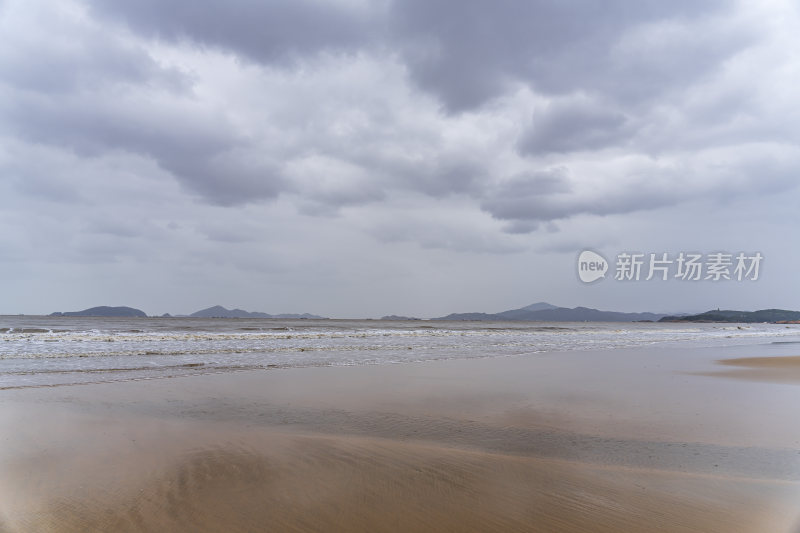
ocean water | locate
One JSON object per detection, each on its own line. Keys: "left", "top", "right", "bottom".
{"left": 2, "top": 316, "right": 800, "bottom": 389}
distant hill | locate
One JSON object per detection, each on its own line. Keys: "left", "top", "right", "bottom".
{"left": 495, "top": 301, "right": 560, "bottom": 320}
{"left": 189, "top": 305, "right": 325, "bottom": 319}
{"left": 50, "top": 306, "right": 147, "bottom": 317}
{"left": 380, "top": 315, "right": 421, "bottom": 320}
{"left": 437, "top": 302, "right": 664, "bottom": 322}
{"left": 659, "top": 309, "right": 800, "bottom": 323}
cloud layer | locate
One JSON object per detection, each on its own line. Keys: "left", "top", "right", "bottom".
{"left": 2, "top": 0, "right": 799, "bottom": 315}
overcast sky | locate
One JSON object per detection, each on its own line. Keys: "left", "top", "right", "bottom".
{"left": 2, "top": 0, "right": 799, "bottom": 317}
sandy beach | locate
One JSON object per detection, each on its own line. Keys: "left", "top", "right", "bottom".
{"left": 701, "top": 355, "right": 800, "bottom": 384}
{"left": 3, "top": 0, "right": 798, "bottom": 529}
{"left": 2, "top": 344, "right": 800, "bottom": 532}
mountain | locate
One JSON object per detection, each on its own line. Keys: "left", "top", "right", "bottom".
{"left": 189, "top": 305, "right": 325, "bottom": 319}
{"left": 515, "top": 306, "right": 664, "bottom": 322}
{"left": 190, "top": 305, "right": 269, "bottom": 318}
{"left": 437, "top": 303, "right": 664, "bottom": 322}
{"left": 436, "top": 312, "right": 500, "bottom": 321}
{"left": 520, "top": 302, "right": 561, "bottom": 312}
{"left": 659, "top": 309, "right": 800, "bottom": 323}
{"left": 50, "top": 306, "right": 147, "bottom": 317}
{"left": 496, "top": 301, "right": 560, "bottom": 320}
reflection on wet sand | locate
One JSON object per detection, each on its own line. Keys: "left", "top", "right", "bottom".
{"left": 702, "top": 355, "right": 800, "bottom": 383}
{"left": 1, "top": 419, "right": 796, "bottom": 533}
{"left": 2, "top": 344, "right": 800, "bottom": 532}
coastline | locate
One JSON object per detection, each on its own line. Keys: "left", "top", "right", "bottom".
{"left": 2, "top": 344, "right": 800, "bottom": 532}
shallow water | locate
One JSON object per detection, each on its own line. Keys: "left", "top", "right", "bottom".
{"left": 2, "top": 316, "right": 799, "bottom": 388}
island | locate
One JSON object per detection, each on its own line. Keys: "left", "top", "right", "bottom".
{"left": 659, "top": 309, "right": 800, "bottom": 323}
{"left": 50, "top": 306, "right": 147, "bottom": 317}
{"left": 436, "top": 302, "right": 666, "bottom": 322}
{"left": 189, "top": 305, "right": 325, "bottom": 319}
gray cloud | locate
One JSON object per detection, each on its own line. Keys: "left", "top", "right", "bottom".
{"left": 85, "top": 0, "right": 742, "bottom": 115}
{"left": 2, "top": 0, "right": 800, "bottom": 316}
{"left": 0, "top": 2, "right": 289, "bottom": 206}
{"left": 480, "top": 150, "right": 800, "bottom": 233}
{"left": 0, "top": 1, "right": 188, "bottom": 95}
{"left": 86, "top": 0, "right": 380, "bottom": 64}
{"left": 1, "top": 0, "right": 761, "bottom": 214}
{"left": 481, "top": 168, "right": 684, "bottom": 228}
{"left": 3, "top": 93, "right": 284, "bottom": 205}
{"left": 481, "top": 168, "right": 586, "bottom": 224}
{"left": 390, "top": 0, "right": 736, "bottom": 112}
{"left": 519, "top": 98, "right": 632, "bottom": 155}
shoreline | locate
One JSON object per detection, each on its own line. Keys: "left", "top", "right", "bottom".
{"left": 2, "top": 344, "right": 800, "bottom": 531}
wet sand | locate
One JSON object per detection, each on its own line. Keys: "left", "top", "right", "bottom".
{"left": 2, "top": 345, "right": 800, "bottom": 532}
{"left": 702, "top": 355, "right": 800, "bottom": 384}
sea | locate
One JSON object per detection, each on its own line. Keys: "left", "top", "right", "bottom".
{"left": 2, "top": 316, "right": 800, "bottom": 390}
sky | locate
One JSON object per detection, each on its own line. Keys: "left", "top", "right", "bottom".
{"left": 2, "top": 0, "right": 799, "bottom": 318}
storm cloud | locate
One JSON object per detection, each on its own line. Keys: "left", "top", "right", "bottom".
{"left": 1, "top": 0, "right": 799, "bottom": 316}
{"left": 390, "top": 0, "right": 738, "bottom": 111}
